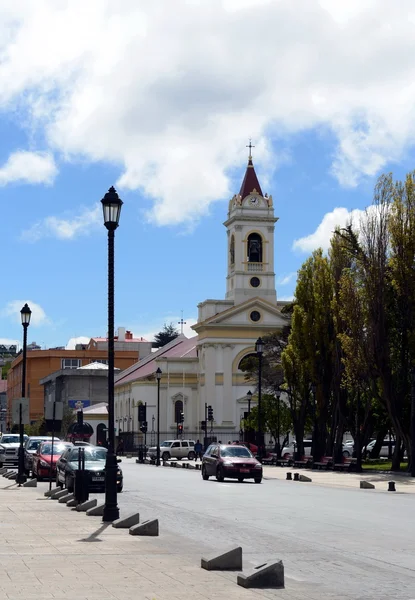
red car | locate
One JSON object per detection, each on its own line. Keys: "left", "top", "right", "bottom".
{"left": 202, "top": 443, "right": 263, "bottom": 483}
{"left": 32, "top": 441, "right": 73, "bottom": 480}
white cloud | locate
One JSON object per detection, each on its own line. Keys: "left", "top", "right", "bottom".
{"left": 0, "top": 151, "right": 57, "bottom": 186}
{"left": 277, "top": 272, "right": 296, "bottom": 286}
{"left": 292, "top": 206, "right": 376, "bottom": 253}
{"left": 66, "top": 336, "right": 91, "bottom": 350}
{"left": 138, "top": 317, "right": 198, "bottom": 342}
{"left": 2, "top": 300, "right": 50, "bottom": 327}
{"left": 1, "top": 2, "right": 415, "bottom": 223}
{"left": 21, "top": 203, "right": 101, "bottom": 241}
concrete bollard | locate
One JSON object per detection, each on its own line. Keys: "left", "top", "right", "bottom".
{"left": 286, "top": 472, "right": 292, "bottom": 480}
{"left": 360, "top": 481, "right": 375, "bottom": 489}
{"left": 299, "top": 474, "right": 312, "bottom": 482}
{"left": 388, "top": 481, "right": 396, "bottom": 492}
{"left": 23, "top": 478, "right": 37, "bottom": 488}
{"left": 86, "top": 503, "right": 104, "bottom": 516}
{"left": 76, "top": 499, "right": 97, "bottom": 512}
{"left": 293, "top": 473, "right": 299, "bottom": 481}
{"left": 237, "top": 559, "right": 284, "bottom": 589}
{"left": 59, "top": 493, "right": 74, "bottom": 504}
{"left": 201, "top": 547, "right": 242, "bottom": 571}
{"left": 129, "top": 519, "right": 159, "bottom": 536}
{"left": 112, "top": 512, "right": 140, "bottom": 529}
{"left": 51, "top": 488, "right": 69, "bottom": 500}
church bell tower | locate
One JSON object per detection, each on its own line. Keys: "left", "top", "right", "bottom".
{"left": 224, "top": 146, "right": 278, "bottom": 305}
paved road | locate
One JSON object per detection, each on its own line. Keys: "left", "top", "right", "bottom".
{"left": 111, "top": 460, "right": 415, "bottom": 599}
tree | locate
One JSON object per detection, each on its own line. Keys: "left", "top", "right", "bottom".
{"left": 243, "top": 394, "right": 292, "bottom": 454}
{"left": 153, "top": 323, "right": 179, "bottom": 348}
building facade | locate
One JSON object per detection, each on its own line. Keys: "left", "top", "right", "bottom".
{"left": 114, "top": 153, "right": 289, "bottom": 439}
{"left": 7, "top": 329, "right": 151, "bottom": 424}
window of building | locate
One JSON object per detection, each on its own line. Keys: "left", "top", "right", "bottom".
{"left": 61, "top": 359, "right": 81, "bottom": 370}
{"left": 247, "top": 233, "right": 262, "bottom": 263}
{"left": 94, "top": 359, "right": 108, "bottom": 365}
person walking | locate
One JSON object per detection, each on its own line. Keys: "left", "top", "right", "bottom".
{"left": 116, "top": 438, "right": 124, "bottom": 456}
{"left": 194, "top": 439, "right": 203, "bottom": 460}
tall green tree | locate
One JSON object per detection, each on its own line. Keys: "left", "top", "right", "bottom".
{"left": 153, "top": 323, "right": 179, "bottom": 348}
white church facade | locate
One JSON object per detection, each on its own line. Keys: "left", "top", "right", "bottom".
{"left": 114, "top": 152, "right": 289, "bottom": 439}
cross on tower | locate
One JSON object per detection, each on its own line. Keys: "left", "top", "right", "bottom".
{"left": 178, "top": 311, "right": 187, "bottom": 335}
{"left": 246, "top": 139, "right": 255, "bottom": 159}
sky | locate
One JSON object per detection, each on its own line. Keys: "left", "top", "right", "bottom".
{"left": 1, "top": 0, "right": 415, "bottom": 349}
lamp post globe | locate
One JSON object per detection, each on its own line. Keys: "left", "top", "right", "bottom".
{"left": 102, "top": 186, "right": 122, "bottom": 523}
{"left": 156, "top": 368, "right": 162, "bottom": 466}
{"left": 255, "top": 337, "right": 264, "bottom": 460}
{"left": 17, "top": 303, "right": 31, "bottom": 485}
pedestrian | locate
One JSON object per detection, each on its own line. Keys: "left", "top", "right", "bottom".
{"left": 194, "top": 439, "right": 203, "bottom": 460}
{"left": 218, "top": 440, "right": 222, "bottom": 444}
{"left": 116, "top": 438, "right": 124, "bottom": 456}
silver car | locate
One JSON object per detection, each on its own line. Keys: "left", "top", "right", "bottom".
{"left": 148, "top": 439, "right": 196, "bottom": 461}
{"left": 0, "top": 433, "right": 29, "bottom": 466}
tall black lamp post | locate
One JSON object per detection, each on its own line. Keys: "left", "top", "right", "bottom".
{"left": 156, "top": 367, "right": 162, "bottom": 466}
{"left": 102, "top": 186, "right": 123, "bottom": 523}
{"left": 276, "top": 389, "right": 281, "bottom": 458}
{"left": 17, "top": 303, "right": 31, "bottom": 485}
{"left": 255, "top": 337, "right": 264, "bottom": 459}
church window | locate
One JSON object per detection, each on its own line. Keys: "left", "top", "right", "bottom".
{"left": 250, "top": 276, "right": 260, "bottom": 288}
{"left": 174, "top": 399, "right": 183, "bottom": 423}
{"left": 230, "top": 235, "right": 235, "bottom": 265}
{"left": 247, "top": 233, "right": 262, "bottom": 263}
{"left": 250, "top": 310, "right": 261, "bottom": 322}
{"left": 238, "top": 353, "right": 257, "bottom": 371}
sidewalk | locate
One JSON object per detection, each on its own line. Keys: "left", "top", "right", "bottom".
{"left": 262, "top": 465, "right": 415, "bottom": 493}
{"left": 0, "top": 478, "right": 313, "bottom": 600}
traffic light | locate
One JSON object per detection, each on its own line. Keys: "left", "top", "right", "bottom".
{"left": 208, "top": 405, "right": 213, "bottom": 421}
{"left": 178, "top": 424, "right": 183, "bottom": 434}
{"left": 138, "top": 404, "right": 146, "bottom": 422}
{"left": 180, "top": 411, "right": 184, "bottom": 423}
{"left": 140, "top": 421, "right": 148, "bottom": 434}
{"left": 200, "top": 420, "right": 207, "bottom": 432}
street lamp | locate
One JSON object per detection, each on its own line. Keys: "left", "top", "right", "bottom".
{"left": 276, "top": 389, "right": 281, "bottom": 458}
{"left": 156, "top": 368, "right": 162, "bottom": 466}
{"left": 101, "top": 186, "right": 123, "bottom": 523}
{"left": 247, "top": 390, "right": 252, "bottom": 416}
{"left": 255, "top": 337, "right": 264, "bottom": 460}
{"left": 17, "top": 303, "right": 31, "bottom": 485}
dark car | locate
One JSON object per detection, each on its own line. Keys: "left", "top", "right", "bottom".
{"left": 202, "top": 443, "right": 263, "bottom": 483}
{"left": 56, "top": 445, "right": 123, "bottom": 493}
{"left": 32, "top": 441, "right": 73, "bottom": 480}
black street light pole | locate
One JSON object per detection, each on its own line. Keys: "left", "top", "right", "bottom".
{"left": 311, "top": 383, "right": 317, "bottom": 461}
{"left": 255, "top": 337, "right": 264, "bottom": 460}
{"left": 276, "top": 389, "right": 281, "bottom": 458}
{"left": 17, "top": 303, "right": 31, "bottom": 486}
{"left": 156, "top": 368, "right": 162, "bottom": 466}
{"left": 411, "top": 366, "right": 415, "bottom": 478}
{"left": 247, "top": 390, "right": 252, "bottom": 416}
{"left": 102, "top": 186, "right": 123, "bottom": 523}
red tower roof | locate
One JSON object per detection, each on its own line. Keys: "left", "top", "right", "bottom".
{"left": 239, "top": 156, "right": 263, "bottom": 199}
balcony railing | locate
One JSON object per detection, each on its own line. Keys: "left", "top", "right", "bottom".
{"left": 246, "top": 262, "right": 264, "bottom": 272}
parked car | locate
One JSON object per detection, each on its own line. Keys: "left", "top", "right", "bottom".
{"left": 281, "top": 440, "right": 313, "bottom": 458}
{"left": 24, "top": 436, "right": 60, "bottom": 475}
{"left": 0, "top": 433, "right": 29, "bottom": 467}
{"left": 364, "top": 439, "right": 396, "bottom": 458}
{"left": 56, "top": 445, "right": 123, "bottom": 493}
{"left": 32, "top": 441, "right": 73, "bottom": 480}
{"left": 148, "top": 439, "right": 196, "bottom": 461}
{"left": 202, "top": 443, "right": 263, "bottom": 483}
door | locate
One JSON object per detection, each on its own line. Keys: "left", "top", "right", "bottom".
{"left": 206, "top": 445, "right": 218, "bottom": 475}
{"left": 181, "top": 441, "right": 189, "bottom": 458}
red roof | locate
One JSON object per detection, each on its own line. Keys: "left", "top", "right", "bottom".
{"left": 239, "top": 157, "right": 263, "bottom": 199}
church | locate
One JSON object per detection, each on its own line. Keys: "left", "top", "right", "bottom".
{"left": 114, "top": 150, "right": 289, "bottom": 440}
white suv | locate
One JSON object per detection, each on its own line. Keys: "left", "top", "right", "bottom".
{"left": 0, "top": 433, "right": 29, "bottom": 466}
{"left": 148, "top": 440, "right": 196, "bottom": 461}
